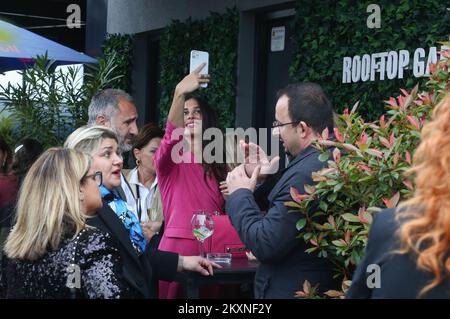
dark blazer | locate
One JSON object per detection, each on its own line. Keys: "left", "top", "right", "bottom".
{"left": 226, "top": 146, "right": 338, "bottom": 299}
{"left": 88, "top": 200, "right": 178, "bottom": 299}
{"left": 346, "top": 208, "right": 450, "bottom": 299}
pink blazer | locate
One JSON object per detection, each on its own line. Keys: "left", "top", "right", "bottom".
{"left": 155, "top": 120, "right": 225, "bottom": 256}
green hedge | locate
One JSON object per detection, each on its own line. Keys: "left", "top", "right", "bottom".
{"left": 290, "top": 0, "right": 450, "bottom": 120}
{"left": 158, "top": 8, "right": 239, "bottom": 129}
{"left": 103, "top": 33, "right": 134, "bottom": 92}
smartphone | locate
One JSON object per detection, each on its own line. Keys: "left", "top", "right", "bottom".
{"left": 190, "top": 50, "right": 209, "bottom": 88}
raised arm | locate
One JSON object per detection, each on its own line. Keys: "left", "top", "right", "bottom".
{"left": 168, "top": 63, "right": 209, "bottom": 128}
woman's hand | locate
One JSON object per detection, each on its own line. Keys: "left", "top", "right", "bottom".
{"left": 175, "top": 63, "right": 210, "bottom": 96}
{"left": 140, "top": 221, "right": 162, "bottom": 242}
{"left": 179, "top": 256, "right": 222, "bottom": 276}
{"left": 246, "top": 251, "right": 258, "bottom": 261}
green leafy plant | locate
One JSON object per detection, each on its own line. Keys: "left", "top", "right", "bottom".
{"left": 159, "top": 8, "right": 238, "bottom": 129}
{"left": 0, "top": 115, "right": 15, "bottom": 146}
{"left": 292, "top": 43, "right": 449, "bottom": 298}
{"left": 0, "top": 52, "right": 124, "bottom": 148}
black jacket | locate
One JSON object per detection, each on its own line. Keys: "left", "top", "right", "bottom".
{"left": 226, "top": 146, "right": 338, "bottom": 299}
{"left": 347, "top": 208, "right": 450, "bottom": 299}
{"left": 1, "top": 228, "right": 138, "bottom": 299}
{"left": 88, "top": 201, "right": 178, "bottom": 298}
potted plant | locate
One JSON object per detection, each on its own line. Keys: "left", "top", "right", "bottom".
{"left": 291, "top": 42, "right": 450, "bottom": 298}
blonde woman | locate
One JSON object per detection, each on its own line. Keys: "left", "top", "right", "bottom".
{"left": 347, "top": 93, "right": 450, "bottom": 298}
{"left": 0, "top": 148, "right": 137, "bottom": 298}
{"left": 219, "top": 132, "right": 244, "bottom": 200}
{"left": 64, "top": 125, "right": 220, "bottom": 299}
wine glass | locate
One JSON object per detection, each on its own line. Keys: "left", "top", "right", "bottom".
{"left": 191, "top": 211, "right": 215, "bottom": 257}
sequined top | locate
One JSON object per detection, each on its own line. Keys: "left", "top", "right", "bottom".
{"left": 0, "top": 227, "right": 140, "bottom": 299}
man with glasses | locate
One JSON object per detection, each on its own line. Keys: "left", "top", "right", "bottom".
{"left": 225, "top": 82, "right": 338, "bottom": 299}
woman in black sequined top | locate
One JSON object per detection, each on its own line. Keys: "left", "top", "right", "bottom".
{"left": 0, "top": 148, "right": 139, "bottom": 298}
{"left": 64, "top": 125, "right": 221, "bottom": 298}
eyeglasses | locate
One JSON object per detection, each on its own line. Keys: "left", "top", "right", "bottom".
{"left": 83, "top": 171, "right": 102, "bottom": 186}
{"left": 272, "top": 120, "right": 300, "bottom": 128}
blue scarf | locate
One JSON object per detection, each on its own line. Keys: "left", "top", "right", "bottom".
{"left": 100, "top": 185, "right": 147, "bottom": 255}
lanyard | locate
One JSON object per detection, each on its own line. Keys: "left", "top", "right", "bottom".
{"left": 136, "top": 185, "right": 142, "bottom": 222}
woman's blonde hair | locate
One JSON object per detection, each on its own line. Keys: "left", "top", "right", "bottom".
{"left": 398, "top": 92, "right": 450, "bottom": 295}
{"left": 4, "top": 148, "right": 91, "bottom": 261}
{"left": 64, "top": 125, "right": 118, "bottom": 156}
{"left": 224, "top": 132, "right": 244, "bottom": 170}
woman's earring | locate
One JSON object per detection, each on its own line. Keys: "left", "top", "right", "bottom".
{"left": 136, "top": 159, "right": 141, "bottom": 167}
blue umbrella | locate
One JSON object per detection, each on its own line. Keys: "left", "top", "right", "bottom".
{"left": 0, "top": 19, "right": 96, "bottom": 72}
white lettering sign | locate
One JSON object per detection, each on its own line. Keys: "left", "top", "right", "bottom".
{"left": 342, "top": 46, "right": 448, "bottom": 83}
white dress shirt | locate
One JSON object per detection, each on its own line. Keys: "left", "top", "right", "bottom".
{"left": 123, "top": 168, "right": 158, "bottom": 223}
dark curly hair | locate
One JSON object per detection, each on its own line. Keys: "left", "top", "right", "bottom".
{"left": 12, "top": 138, "right": 44, "bottom": 178}
{"left": 185, "top": 94, "right": 228, "bottom": 183}
{"left": 0, "top": 138, "right": 13, "bottom": 175}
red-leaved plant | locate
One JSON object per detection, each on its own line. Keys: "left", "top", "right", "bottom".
{"left": 290, "top": 41, "right": 450, "bottom": 298}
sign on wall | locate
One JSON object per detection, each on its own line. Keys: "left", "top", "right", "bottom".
{"left": 271, "top": 26, "right": 285, "bottom": 52}
{"left": 342, "top": 46, "right": 449, "bottom": 84}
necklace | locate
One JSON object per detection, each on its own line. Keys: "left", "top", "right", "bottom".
{"left": 66, "top": 228, "right": 87, "bottom": 291}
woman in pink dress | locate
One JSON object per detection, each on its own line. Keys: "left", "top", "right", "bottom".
{"left": 156, "top": 64, "right": 227, "bottom": 298}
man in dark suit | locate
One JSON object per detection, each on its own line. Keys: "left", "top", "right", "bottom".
{"left": 225, "top": 82, "right": 338, "bottom": 299}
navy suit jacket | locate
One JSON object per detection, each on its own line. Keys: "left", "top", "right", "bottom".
{"left": 88, "top": 201, "right": 178, "bottom": 299}
{"left": 347, "top": 208, "right": 450, "bottom": 298}
{"left": 226, "top": 146, "right": 338, "bottom": 299}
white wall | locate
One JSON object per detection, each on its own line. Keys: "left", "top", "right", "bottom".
{"left": 107, "top": 0, "right": 292, "bottom": 34}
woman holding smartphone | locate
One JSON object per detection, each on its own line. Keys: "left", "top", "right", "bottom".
{"left": 156, "top": 64, "right": 228, "bottom": 298}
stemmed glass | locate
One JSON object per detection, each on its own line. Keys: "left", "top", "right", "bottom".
{"left": 191, "top": 211, "right": 215, "bottom": 257}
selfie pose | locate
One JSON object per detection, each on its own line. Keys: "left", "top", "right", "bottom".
{"left": 1, "top": 148, "right": 136, "bottom": 299}
{"left": 156, "top": 63, "right": 228, "bottom": 298}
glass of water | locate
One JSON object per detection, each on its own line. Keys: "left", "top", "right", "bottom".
{"left": 191, "top": 211, "right": 214, "bottom": 257}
